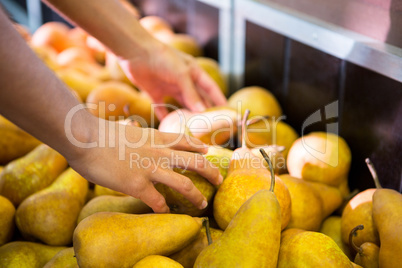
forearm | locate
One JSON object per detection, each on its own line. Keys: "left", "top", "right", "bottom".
{"left": 43, "top": 0, "right": 163, "bottom": 59}
{"left": 0, "top": 10, "right": 96, "bottom": 159}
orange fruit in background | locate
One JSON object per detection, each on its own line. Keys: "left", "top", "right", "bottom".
{"left": 56, "top": 47, "right": 95, "bottom": 67}
{"left": 140, "top": 15, "right": 174, "bottom": 35}
{"left": 31, "top": 22, "right": 73, "bottom": 53}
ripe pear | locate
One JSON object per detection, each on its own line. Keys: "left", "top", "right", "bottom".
{"left": 228, "top": 86, "right": 282, "bottom": 118}
{"left": 341, "top": 158, "right": 382, "bottom": 247}
{"left": 94, "top": 184, "right": 126, "bottom": 197}
{"left": 251, "top": 145, "right": 287, "bottom": 174}
{"left": 56, "top": 68, "right": 101, "bottom": 100}
{"left": 16, "top": 168, "right": 88, "bottom": 246}
{"left": 196, "top": 57, "right": 228, "bottom": 96}
{"left": 280, "top": 174, "right": 324, "bottom": 231}
{"left": 0, "top": 241, "right": 66, "bottom": 268}
{"left": 309, "top": 180, "right": 344, "bottom": 218}
{"left": 195, "top": 157, "right": 282, "bottom": 268}
{"left": 287, "top": 132, "right": 351, "bottom": 187}
{"left": 43, "top": 247, "right": 78, "bottom": 268}
{"left": 205, "top": 146, "right": 233, "bottom": 180}
{"left": 77, "top": 195, "right": 152, "bottom": 223}
{"left": 0, "top": 115, "right": 41, "bottom": 164}
{"left": 372, "top": 188, "right": 402, "bottom": 268}
{"left": 170, "top": 226, "right": 223, "bottom": 268}
{"left": 133, "top": 255, "right": 183, "bottom": 268}
{"left": 246, "top": 118, "right": 298, "bottom": 158}
{"left": 160, "top": 34, "right": 202, "bottom": 57}
{"left": 73, "top": 212, "right": 203, "bottom": 267}
{"left": 0, "top": 144, "right": 68, "bottom": 206}
{"left": 349, "top": 225, "right": 379, "bottom": 268}
{"left": 0, "top": 195, "right": 15, "bottom": 246}
{"left": 155, "top": 168, "right": 216, "bottom": 216}
{"left": 278, "top": 229, "right": 352, "bottom": 267}
{"left": 320, "top": 216, "right": 352, "bottom": 259}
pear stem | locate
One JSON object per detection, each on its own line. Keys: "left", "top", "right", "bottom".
{"left": 365, "top": 158, "right": 382, "bottom": 189}
{"left": 241, "top": 110, "right": 250, "bottom": 149}
{"left": 202, "top": 217, "right": 212, "bottom": 245}
{"left": 349, "top": 225, "right": 364, "bottom": 255}
{"left": 260, "top": 148, "right": 275, "bottom": 192}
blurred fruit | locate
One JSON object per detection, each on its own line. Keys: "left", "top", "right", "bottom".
{"left": 372, "top": 188, "right": 402, "bottom": 268}
{"left": 155, "top": 169, "right": 215, "bottom": 216}
{"left": 67, "top": 27, "right": 88, "bottom": 48}
{"left": 287, "top": 132, "right": 351, "bottom": 187}
{"left": 0, "top": 195, "right": 15, "bottom": 246}
{"left": 196, "top": 57, "right": 227, "bottom": 96}
{"left": 349, "top": 225, "right": 379, "bottom": 268}
{"left": 133, "top": 255, "right": 183, "bottom": 268}
{"left": 78, "top": 195, "right": 151, "bottom": 223}
{"left": 0, "top": 144, "right": 67, "bottom": 206}
{"left": 43, "top": 247, "right": 77, "bottom": 268}
{"left": 56, "top": 68, "right": 101, "bottom": 101}
{"left": 31, "top": 21, "right": 72, "bottom": 53}
{"left": 73, "top": 212, "right": 203, "bottom": 267}
{"left": 320, "top": 216, "right": 352, "bottom": 259}
{"left": 30, "top": 44, "right": 59, "bottom": 71}
{"left": 195, "top": 188, "right": 281, "bottom": 267}
{"left": 0, "top": 115, "right": 41, "bottom": 164}
{"left": 280, "top": 174, "right": 324, "bottom": 231}
{"left": 56, "top": 46, "right": 95, "bottom": 67}
{"left": 228, "top": 86, "right": 282, "bottom": 118}
{"left": 16, "top": 168, "right": 88, "bottom": 246}
{"left": 105, "top": 52, "right": 132, "bottom": 84}
{"left": 278, "top": 229, "right": 352, "bottom": 267}
{"left": 94, "top": 184, "right": 126, "bottom": 197}
{"left": 170, "top": 226, "right": 223, "bottom": 268}
{"left": 159, "top": 34, "right": 202, "bottom": 57}
{"left": 0, "top": 241, "right": 66, "bottom": 267}
{"left": 140, "top": 16, "right": 173, "bottom": 36}
{"left": 86, "top": 35, "right": 106, "bottom": 64}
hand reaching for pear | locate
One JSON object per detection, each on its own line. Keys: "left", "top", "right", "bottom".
{"left": 118, "top": 42, "right": 227, "bottom": 119}
{"left": 66, "top": 119, "right": 223, "bottom": 213}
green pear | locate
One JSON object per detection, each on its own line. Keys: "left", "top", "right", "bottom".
{"left": 0, "top": 195, "right": 15, "bottom": 246}
{"left": 0, "top": 144, "right": 68, "bottom": 206}
{"left": 0, "top": 115, "right": 41, "bottom": 165}
{"left": 133, "top": 255, "right": 183, "bottom": 268}
{"left": 0, "top": 241, "right": 65, "bottom": 268}
{"left": 195, "top": 151, "right": 281, "bottom": 267}
{"left": 16, "top": 168, "right": 88, "bottom": 246}
{"left": 280, "top": 174, "right": 324, "bottom": 231}
{"left": 195, "top": 189, "right": 281, "bottom": 267}
{"left": 372, "top": 188, "right": 402, "bottom": 268}
{"left": 169, "top": 226, "right": 223, "bottom": 268}
{"left": 320, "top": 216, "right": 352, "bottom": 259}
{"left": 43, "top": 247, "right": 78, "bottom": 268}
{"left": 349, "top": 225, "right": 379, "bottom": 268}
{"left": 278, "top": 229, "right": 352, "bottom": 267}
{"left": 73, "top": 212, "right": 203, "bottom": 267}
{"left": 77, "top": 195, "right": 152, "bottom": 223}
{"left": 205, "top": 146, "right": 233, "bottom": 180}
{"left": 155, "top": 168, "right": 215, "bottom": 216}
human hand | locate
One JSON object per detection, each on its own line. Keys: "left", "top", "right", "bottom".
{"left": 67, "top": 119, "right": 223, "bottom": 213}
{"left": 118, "top": 42, "right": 227, "bottom": 119}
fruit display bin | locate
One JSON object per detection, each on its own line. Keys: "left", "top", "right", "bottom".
{"left": 128, "top": 0, "right": 402, "bottom": 193}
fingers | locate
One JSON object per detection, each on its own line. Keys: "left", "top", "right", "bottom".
{"left": 171, "top": 150, "right": 223, "bottom": 186}
{"left": 192, "top": 65, "right": 227, "bottom": 106}
{"left": 179, "top": 76, "right": 207, "bottom": 113}
{"left": 154, "top": 104, "right": 169, "bottom": 120}
{"left": 152, "top": 168, "right": 208, "bottom": 210}
{"left": 162, "top": 132, "right": 208, "bottom": 154}
{"left": 136, "top": 181, "right": 170, "bottom": 213}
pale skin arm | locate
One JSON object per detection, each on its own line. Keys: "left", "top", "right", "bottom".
{"left": 0, "top": 7, "right": 222, "bottom": 213}
{"left": 44, "top": 0, "right": 227, "bottom": 118}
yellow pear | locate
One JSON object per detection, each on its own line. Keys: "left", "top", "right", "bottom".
{"left": 0, "top": 241, "right": 66, "bottom": 268}
{"left": 160, "top": 34, "right": 202, "bottom": 57}
{"left": 16, "top": 168, "right": 88, "bottom": 246}
{"left": 169, "top": 227, "right": 223, "bottom": 268}
{"left": 133, "top": 255, "right": 183, "bottom": 268}
{"left": 0, "top": 115, "right": 41, "bottom": 164}
{"left": 309, "top": 181, "right": 344, "bottom": 218}
{"left": 251, "top": 145, "right": 287, "bottom": 174}
{"left": 77, "top": 195, "right": 151, "bottom": 223}
{"left": 320, "top": 216, "right": 352, "bottom": 259}
{"left": 287, "top": 132, "right": 351, "bottom": 187}
{"left": 0, "top": 195, "right": 15, "bottom": 246}
{"left": 0, "top": 144, "right": 68, "bottom": 206}
{"left": 43, "top": 247, "right": 78, "bottom": 268}
{"left": 56, "top": 68, "right": 101, "bottom": 101}
{"left": 205, "top": 146, "right": 233, "bottom": 180}
{"left": 73, "top": 212, "right": 203, "bottom": 267}
{"left": 228, "top": 86, "right": 282, "bottom": 118}
{"left": 278, "top": 229, "right": 352, "bottom": 267}
{"left": 349, "top": 225, "right": 379, "bottom": 268}
{"left": 94, "top": 184, "right": 126, "bottom": 197}
{"left": 280, "top": 174, "right": 324, "bottom": 231}
{"left": 195, "top": 155, "right": 281, "bottom": 268}
{"left": 195, "top": 57, "right": 228, "bottom": 96}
